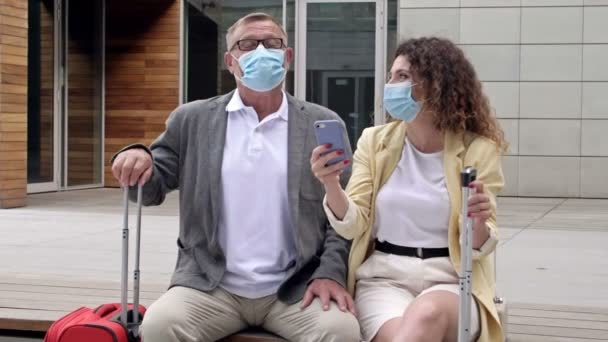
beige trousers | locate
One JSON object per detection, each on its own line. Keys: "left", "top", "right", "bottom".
{"left": 140, "top": 286, "right": 360, "bottom": 342}
{"left": 355, "top": 252, "right": 480, "bottom": 342}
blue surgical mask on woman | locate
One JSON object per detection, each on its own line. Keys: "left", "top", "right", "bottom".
{"left": 233, "top": 45, "right": 286, "bottom": 92}
{"left": 383, "top": 81, "right": 422, "bottom": 122}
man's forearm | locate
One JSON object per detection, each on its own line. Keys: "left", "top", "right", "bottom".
{"left": 310, "top": 227, "right": 350, "bottom": 287}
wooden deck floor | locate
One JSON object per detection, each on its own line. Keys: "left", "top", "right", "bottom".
{"left": 2, "top": 272, "right": 608, "bottom": 341}
{"left": 1, "top": 190, "right": 607, "bottom": 341}
{"left": 2, "top": 271, "right": 607, "bottom": 341}
{"left": 507, "top": 303, "right": 608, "bottom": 341}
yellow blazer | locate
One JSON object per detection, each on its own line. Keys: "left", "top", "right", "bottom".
{"left": 331, "top": 121, "right": 504, "bottom": 342}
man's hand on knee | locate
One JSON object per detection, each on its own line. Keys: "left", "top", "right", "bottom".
{"left": 300, "top": 279, "right": 356, "bottom": 315}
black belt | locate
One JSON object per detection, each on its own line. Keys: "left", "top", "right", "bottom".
{"left": 374, "top": 239, "right": 450, "bottom": 259}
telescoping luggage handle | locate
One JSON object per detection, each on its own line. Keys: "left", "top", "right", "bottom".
{"left": 121, "top": 185, "right": 143, "bottom": 337}
{"left": 458, "top": 166, "right": 476, "bottom": 342}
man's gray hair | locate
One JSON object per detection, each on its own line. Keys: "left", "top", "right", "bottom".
{"left": 226, "top": 12, "right": 288, "bottom": 51}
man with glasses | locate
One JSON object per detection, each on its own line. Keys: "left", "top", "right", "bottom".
{"left": 111, "top": 12, "right": 359, "bottom": 342}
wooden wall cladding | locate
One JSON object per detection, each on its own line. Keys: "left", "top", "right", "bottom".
{"left": 0, "top": 0, "right": 28, "bottom": 208}
{"left": 105, "top": 0, "right": 180, "bottom": 187}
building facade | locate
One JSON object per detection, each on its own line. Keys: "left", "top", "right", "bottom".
{"left": 0, "top": 0, "right": 606, "bottom": 208}
{"left": 399, "top": 0, "right": 608, "bottom": 198}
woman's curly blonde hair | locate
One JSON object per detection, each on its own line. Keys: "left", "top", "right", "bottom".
{"left": 395, "top": 37, "right": 508, "bottom": 151}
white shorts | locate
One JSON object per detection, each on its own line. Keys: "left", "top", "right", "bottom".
{"left": 355, "top": 251, "right": 480, "bottom": 342}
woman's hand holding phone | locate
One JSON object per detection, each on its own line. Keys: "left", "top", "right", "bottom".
{"left": 310, "top": 144, "right": 350, "bottom": 188}
{"left": 310, "top": 144, "right": 350, "bottom": 220}
{"left": 311, "top": 119, "right": 351, "bottom": 219}
{"left": 311, "top": 119, "right": 350, "bottom": 188}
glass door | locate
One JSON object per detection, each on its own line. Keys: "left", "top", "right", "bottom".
{"left": 63, "top": 0, "right": 104, "bottom": 187}
{"left": 295, "top": 0, "right": 387, "bottom": 149}
{"left": 27, "top": 0, "right": 58, "bottom": 193}
{"left": 322, "top": 71, "right": 375, "bottom": 148}
{"left": 27, "top": 0, "right": 104, "bottom": 192}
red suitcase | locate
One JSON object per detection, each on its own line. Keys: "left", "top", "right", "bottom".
{"left": 45, "top": 186, "right": 147, "bottom": 342}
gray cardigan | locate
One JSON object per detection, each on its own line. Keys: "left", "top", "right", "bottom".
{"left": 116, "top": 91, "right": 352, "bottom": 304}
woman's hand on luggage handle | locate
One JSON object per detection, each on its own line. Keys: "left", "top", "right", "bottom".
{"left": 112, "top": 148, "right": 153, "bottom": 187}
{"left": 468, "top": 181, "right": 492, "bottom": 248}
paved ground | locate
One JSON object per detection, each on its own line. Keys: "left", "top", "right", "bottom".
{"left": 1, "top": 189, "right": 607, "bottom": 341}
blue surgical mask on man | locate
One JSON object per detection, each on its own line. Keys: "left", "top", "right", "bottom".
{"left": 383, "top": 81, "right": 422, "bottom": 122}
{"left": 232, "top": 45, "right": 286, "bottom": 92}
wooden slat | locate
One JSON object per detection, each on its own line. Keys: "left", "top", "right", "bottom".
{"left": 0, "top": 161, "right": 24, "bottom": 171}
{"left": 0, "top": 188, "right": 25, "bottom": 200}
{"left": 0, "top": 141, "right": 25, "bottom": 151}
{"left": 0, "top": 179, "right": 26, "bottom": 189}
{"left": 144, "top": 29, "right": 179, "bottom": 39}
{"left": 511, "top": 308, "right": 608, "bottom": 322}
{"left": 0, "top": 5, "right": 27, "bottom": 19}
{"left": 0, "top": 274, "right": 169, "bottom": 295}
{"left": 145, "top": 45, "right": 180, "bottom": 53}
{"left": 144, "top": 74, "right": 179, "bottom": 82}
{"left": 106, "top": 88, "right": 177, "bottom": 96}
{"left": 0, "top": 196, "right": 25, "bottom": 207}
{"left": 0, "top": 284, "right": 163, "bottom": 299}
{"left": 0, "top": 310, "right": 56, "bottom": 332}
{"left": 0, "top": 0, "right": 28, "bottom": 9}
{"left": 0, "top": 169, "right": 25, "bottom": 181}
{"left": 0, "top": 14, "right": 28, "bottom": 28}
{"left": 0, "top": 297, "right": 155, "bottom": 313}
{"left": 220, "top": 331, "right": 286, "bottom": 342}
{"left": 0, "top": 102, "right": 27, "bottom": 113}
{"left": 510, "top": 316, "right": 608, "bottom": 330}
{"left": 141, "top": 81, "right": 178, "bottom": 89}
{"left": 0, "top": 34, "right": 27, "bottom": 47}
{"left": 0, "top": 83, "right": 27, "bottom": 94}
{"left": 1, "top": 93, "right": 27, "bottom": 104}
{"left": 0, "top": 24, "right": 27, "bottom": 37}
{"left": 0, "top": 121, "right": 26, "bottom": 132}
{"left": 506, "top": 303, "right": 608, "bottom": 341}
{"left": 511, "top": 302, "right": 608, "bottom": 315}
{"left": 510, "top": 324, "right": 608, "bottom": 339}
{"left": 1, "top": 44, "right": 26, "bottom": 56}
{"left": 146, "top": 59, "right": 178, "bottom": 68}
{"left": 145, "top": 53, "right": 178, "bottom": 60}
{"left": 0, "top": 132, "right": 27, "bottom": 142}
{"left": 0, "top": 54, "right": 28, "bottom": 66}
{"left": 0, "top": 113, "right": 26, "bottom": 122}
{"left": 508, "top": 334, "right": 605, "bottom": 342}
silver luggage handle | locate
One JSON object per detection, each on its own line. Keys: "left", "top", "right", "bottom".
{"left": 458, "top": 166, "right": 476, "bottom": 342}
{"left": 120, "top": 185, "right": 143, "bottom": 336}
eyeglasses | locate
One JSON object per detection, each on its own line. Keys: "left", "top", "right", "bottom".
{"left": 232, "top": 38, "right": 285, "bottom": 51}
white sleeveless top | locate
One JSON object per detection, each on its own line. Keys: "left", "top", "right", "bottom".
{"left": 374, "top": 136, "right": 451, "bottom": 248}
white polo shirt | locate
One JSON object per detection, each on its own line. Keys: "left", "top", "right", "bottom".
{"left": 218, "top": 90, "right": 297, "bottom": 298}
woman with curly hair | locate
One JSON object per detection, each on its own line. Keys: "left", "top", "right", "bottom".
{"left": 310, "top": 37, "right": 507, "bottom": 342}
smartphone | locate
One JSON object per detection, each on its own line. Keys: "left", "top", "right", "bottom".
{"left": 314, "top": 119, "right": 349, "bottom": 166}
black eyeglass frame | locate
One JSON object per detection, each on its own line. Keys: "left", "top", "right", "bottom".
{"left": 231, "top": 38, "right": 286, "bottom": 51}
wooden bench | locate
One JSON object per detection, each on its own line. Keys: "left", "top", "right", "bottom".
{"left": 220, "top": 329, "right": 286, "bottom": 341}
